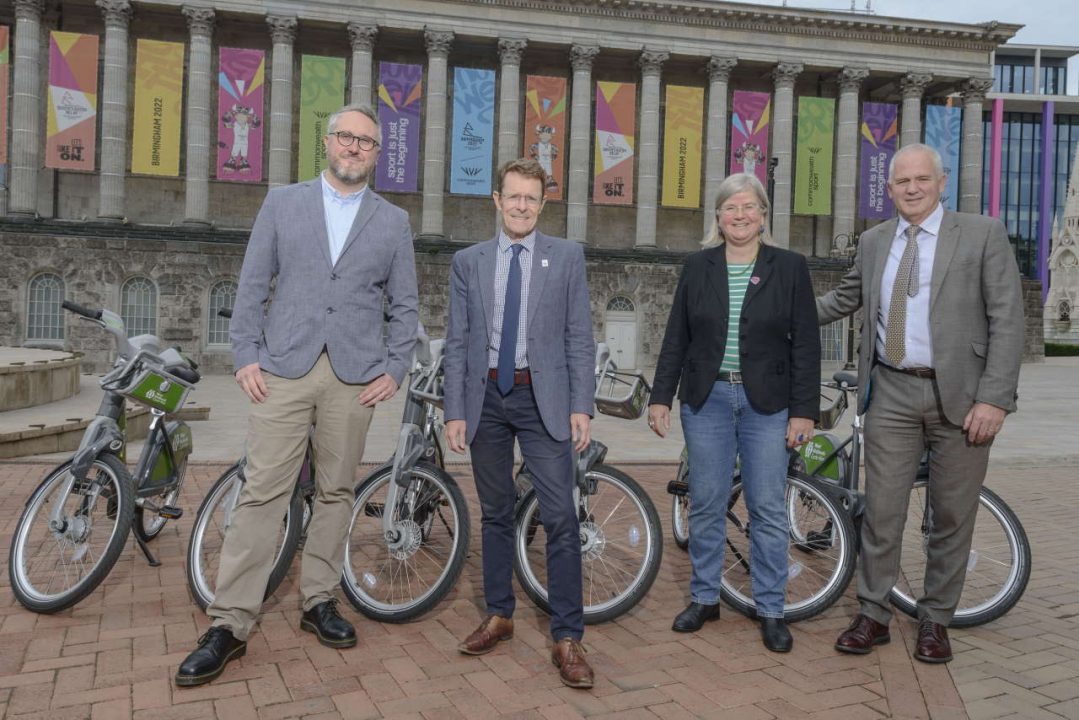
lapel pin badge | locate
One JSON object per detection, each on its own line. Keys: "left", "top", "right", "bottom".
{"left": 541, "top": 259, "right": 549, "bottom": 267}
{"left": 750, "top": 276, "right": 761, "bottom": 285}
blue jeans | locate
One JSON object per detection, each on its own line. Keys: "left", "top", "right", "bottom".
{"left": 681, "top": 380, "right": 790, "bottom": 618}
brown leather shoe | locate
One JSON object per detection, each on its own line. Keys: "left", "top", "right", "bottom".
{"left": 458, "top": 615, "right": 513, "bottom": 655}
{"left": 835, "top": 613, "right": 891, "bottom": 654}
{"left": 551, "top": 638, "right": 594, "bottom": 689}
{"left": 914, "top": 618, "right": 953, "bottom": 663}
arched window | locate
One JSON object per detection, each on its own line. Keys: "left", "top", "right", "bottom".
{"left": 606, "top": 296, "right": 635, "bottom": 313}
{"left": 121, "top": 277, "right": 158, "bottom": 337}
{"left": 27, "top": 273, "right": 65, "bottom": 340}
{"left": 207, "top": 280, "right": 237, "bottom": 345}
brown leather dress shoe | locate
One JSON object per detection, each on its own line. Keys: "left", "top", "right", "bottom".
{"left": 551, "top": 638, "right": 594, "bottom": 689}
{"left": 914, "top": 618, "right": 953, "bottom": 663}
{"left": 458, "top": 615, "right": 514, "bottom": 655}
{"left": 835, "top": 613, "right": 891, "bottom": 654}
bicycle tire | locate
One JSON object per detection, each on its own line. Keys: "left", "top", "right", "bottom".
{"left": 888, "top": 482, "right": 1031, "bottom": 628}
{"left": 341, "top": 461, "right": 470, "bottom": 623}
{"left": 672, "top": 461, "right": 690, "bottom": 551}
{"left": 513, "top": 464, "right": 663, "bottom": 625}
{"left": 720, "top": 472, "right": 857, "bottom": 622}
{"left": 134, "top": 458, "right": 186, "bottom": 543}
{"left": 185, "top": 463, "right": 305, "bottom": 611}
{"left": 9, "top": 455, "right": 135, "bottom": 613}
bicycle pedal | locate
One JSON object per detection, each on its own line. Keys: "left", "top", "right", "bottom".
{"left": 158, "top": 505, "right": 183, "bottom": 520}
{"left": 666, "top": 480, "right": 688, "bottom": 496}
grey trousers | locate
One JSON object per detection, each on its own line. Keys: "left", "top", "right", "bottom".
{"left": 208, "top": 354, "right": 375, "bottom": 639}
{"left": 858, "top": 364, "right": 992, "bottom": 626}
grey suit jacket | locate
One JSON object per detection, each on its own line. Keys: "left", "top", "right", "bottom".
{"left": 817, "top": 209, "right": 1024, "bottom": 425}
{"left": 443, "top": 232, "right": 595, "bottom": 444}
{"left": 230, "top": 179, "right": 419, "bottom": 385}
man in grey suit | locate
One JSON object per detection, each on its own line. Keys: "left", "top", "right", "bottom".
{"left": 818, "top": 144, "right": 1023, "bottom": 663}
{"left": 443, "top": 158, "right": 596, "bottom": 688}
{"left": 176, "top": 104, "right": 418, "bottom": 687}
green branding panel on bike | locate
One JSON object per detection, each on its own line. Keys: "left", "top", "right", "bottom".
{"left": 128, "top": 370, "right": 189, "bottom": 413}
{"left": 799, "top": 434, "right": 841, "bottom": 481}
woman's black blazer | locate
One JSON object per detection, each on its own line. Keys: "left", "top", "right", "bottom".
{"left": 651, "top": 243, "right": 820, "bottom": 420}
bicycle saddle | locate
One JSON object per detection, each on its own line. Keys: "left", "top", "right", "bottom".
{"left": 833, "top": 371, "right": 858, "bottom": 389}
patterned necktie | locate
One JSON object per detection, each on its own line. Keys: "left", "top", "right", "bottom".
{"left": 497, "top": 244, "right": 524, "bottom": 396}
{"left": 884, "top": 224, "right": 921, "bottom": 367}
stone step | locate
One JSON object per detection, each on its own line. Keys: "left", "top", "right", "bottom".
{"left": 0, "top": 346, "right": 82, "bottom": 412}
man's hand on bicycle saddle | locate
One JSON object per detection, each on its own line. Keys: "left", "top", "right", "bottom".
{"left": 236, "top": 363, "right": 269, "bottom": 403}
{"left": 786, "top": 417, "right": 815, "bottom": 449}
{"left": 359, "top": 373, "right": 399, "bottom": 407}
{"left": 445, "top": 419, "right": 467, "bottom": 454}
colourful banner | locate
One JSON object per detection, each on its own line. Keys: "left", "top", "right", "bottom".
{"left": 131, "top": 40, "right": 184, "bottom": 176}
{"left": 0, "top": 26, "right": 9, "bottom": 167}
{"left": 794, "top": 97, "right": 835, "bottom": 215}
{"left": 524, "top": 75, "right": 567, "bottom": 200}
{"left": 924, "top": 103, "right": 962, "bottom": 211}
{"left": 730, "top": 91, "right": 771, "bottom": 185}
{"left": 661, "top": 86, "right": 703, "bottom": 208}
{"left": 298, "top": 55, "right": 346, "bottom": 182}
{"left": 46, "top": 31, "right": 98, "bottom": 171}
{"left": 216, "top": 48, "right": 265, "bottom": 182}
{"left": 449, "top": 67, "right": 495, "bottom": 196}
{"left": 858, "top": 102, "right": 898, "bottom": 219}
{"left": 376, "top": 62, "right": 422, "bottom": 192}
{"left": 593, "top": 81, "right": 636, "bottom": 205}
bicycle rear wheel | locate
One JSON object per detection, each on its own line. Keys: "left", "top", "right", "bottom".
{"left": 889, "top": 482, "right": 1030, "bottom": 628}
{"left": 341, "top": 461, "right": 470, "bottom": 623}
{"left": 720, "top": 473, "right": 856, "bottom": 622}
{"left": 9, "top": 455, "right": 134, "bottom": 613}
{"left": 513, "top": 464, "right": 663, "bottom": 624}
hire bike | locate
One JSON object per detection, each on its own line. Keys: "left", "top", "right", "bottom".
{"left": 668, "top": 370, "right": 1031, "bottom": 627}
{"left": 9, "top": 301, "right": 201, "bottom": 613}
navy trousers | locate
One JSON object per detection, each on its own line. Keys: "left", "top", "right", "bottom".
{"left": 469, "top": 380, "right": 584, "bottom": 641}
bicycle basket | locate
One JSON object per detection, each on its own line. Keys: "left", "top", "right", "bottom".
{"left": 817, "top": 389, "right": 848, "bottom": 430}
{"left": 110, "top": 362, "right": 194, "bottom": 414}
{"left": 595, "top": 369, "right": 651, "bottom": 420}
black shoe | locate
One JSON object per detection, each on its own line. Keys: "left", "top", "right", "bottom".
{"left": 175, "top": 626, "right": 246, "bottom": 687}
{"left": 672, "top": 602, "right": 720, "bottom": 633}
{"left": 760, "top": 617, "right": 793, "bottom": 653}
{"left": 301, "top": 599, "right": 357, "bottom": 648}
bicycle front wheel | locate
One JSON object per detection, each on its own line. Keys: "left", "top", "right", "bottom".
{"left": 341, "top": 461, "right": 470, "bottom": 623}
{"left": 186, "top": 463, "right": 305, "bottom": 611}
{"left": 720, "top": 473, "right": 856, "bottom": 622}
{"left": 513, "top": 464, "right": 663, "bottom": 625}
{"left": 9, "top": 455, "right": 134, "bottom": 613}
{"left": 672, "top": 461, "right": 690, "bottom": 551}
{"left": 889, "top": 482, "right": 1031, "bottom": 628}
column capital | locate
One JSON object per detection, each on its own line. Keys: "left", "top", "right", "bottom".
{"left": 498, "top": 38, "right": 527, "bottom": 65}
{"left": 837, "top": 65, "right": 870, "bottom": 93}
{"left": 95, "top": 0, "right": 132, "bottom": 28}
{"left": 899, "top": 71, "right": 933, "bottom": 99}
{"left": 347, "top": 22, "right": 378, "bottom": 52}
{"left": 570, "top": 44, "right": 600, "bottom": 72}
{"left": 707, "top": 56, "right": 738, "bottom": 83}
{"left": 960, "top": 77, "right": 994, "bottom": 104}
{"left": 638, "top": 48, "right": 669, "bottom": 77}
{"left": 182, "top": 6, "right": 215, "bottom": 37}
{"left": 266, "top": 15, "right": 297, "bottom": 45}
{"left": 424, "top": 29, "right": 454, "bottom": 57}
{"left": 14, "top": 0, "right": 46, "bottom": 20}
{"left": 772, "top": 61, "right": 803, "bottom": 89}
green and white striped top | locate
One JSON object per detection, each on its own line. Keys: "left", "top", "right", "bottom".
{"left": 720, "top": 262, "right": 755, "bottom": 372}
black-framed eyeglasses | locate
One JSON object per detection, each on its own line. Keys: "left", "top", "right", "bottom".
{"left": 328, "top": 132, "right": 380, "bottom": 150}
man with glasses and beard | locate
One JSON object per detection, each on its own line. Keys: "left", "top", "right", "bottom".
{"left": 176, "top": 104, "right": 418, "bottom": 687}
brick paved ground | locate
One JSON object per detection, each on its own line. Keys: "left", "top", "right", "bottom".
{"left": 0, "top": 460, "right": 1075, "bottom": 720}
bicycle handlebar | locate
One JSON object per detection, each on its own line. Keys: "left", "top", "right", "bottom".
{"left": 217, "top": 308, "right": 233, "bottom": 319}
{"left": 62, "top": 300, "right": 103, "bottom": 321}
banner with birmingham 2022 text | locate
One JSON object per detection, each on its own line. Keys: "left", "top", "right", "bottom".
{"left": 924, "top": 103, "right": 962, "bottom": 211}
{"left": 858, "top": 101, "right": 898, "bottom": 219}
{"left": 298, "top": 55, "right": 345, "bottom": 182}
{"left": 376, "top": 62, "right": 422, "bottom": 192}
{"left": 449, "top": 67, "right": 495, "bottom": 196}
{"left": 593, "top": 81, "right": 636, "bottom": 205}
{"left": 661, "top": 85, "right": 703, "bottom": 208}
{"left": 131, "top": 39, "right": 184, "bottom": 176}
{"left": 729, "top": 90, "right": 771, "bottom": 185}
{"left": 46, "top": 31, "right": 98, "bottom": 171}
{"left": 794, "top": 96, "right": 835, "bottom": 215}
{"left": 524, "top": 75, "right": 567, "bottom": 200}
{"left": 216, "top": 47, "right": 265, "bottom": 182}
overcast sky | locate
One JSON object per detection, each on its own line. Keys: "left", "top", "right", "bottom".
{"left": 755, "top": 0, "right": 1079, "bottom": 93}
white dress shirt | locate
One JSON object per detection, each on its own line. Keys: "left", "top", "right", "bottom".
{"left": 488, "top": 231, "right": 535, "bottom": 369}
{"left": 320, "top": 173, "right": 366, "bottom": 266}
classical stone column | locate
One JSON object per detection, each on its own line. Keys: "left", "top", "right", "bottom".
{"left": 266, "top": 16, "right": 297, "bottom": 189}
{"left": 635, "top": 48, "right": 668, "bottom": 248}
{"left": 899, "top": 72, "right": 932, "bottom": 148}
{"left": 833, "top": 66, "right": 869, "bottom": 243}
{"left": 770, "top": 61, "right": 802, "bottom": 249}
{"left": 960, "top": 77, "right": 993, "bottom": 214}
{"left": 567, "top": 45, "right": 599, "bottom": 243}
{"left": 703, "top": 56, "right": 737, "bottom": 237}
{"left": 95, "top": 0, "right": 132, "bottom": 221}
{"left": 421, "top": 30, "right": 453, "bottom": 236}
{"left": 347, "top": 23, "right": 378, "bottom": 106}
{"left": 182, "top": 6, "right": 214, "bottom": 226}
{"left": 8, "top": 0, "right": 46, "bottom": 217}
{"left": 496, "top": 38, "right": 526, "bottom": 168}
